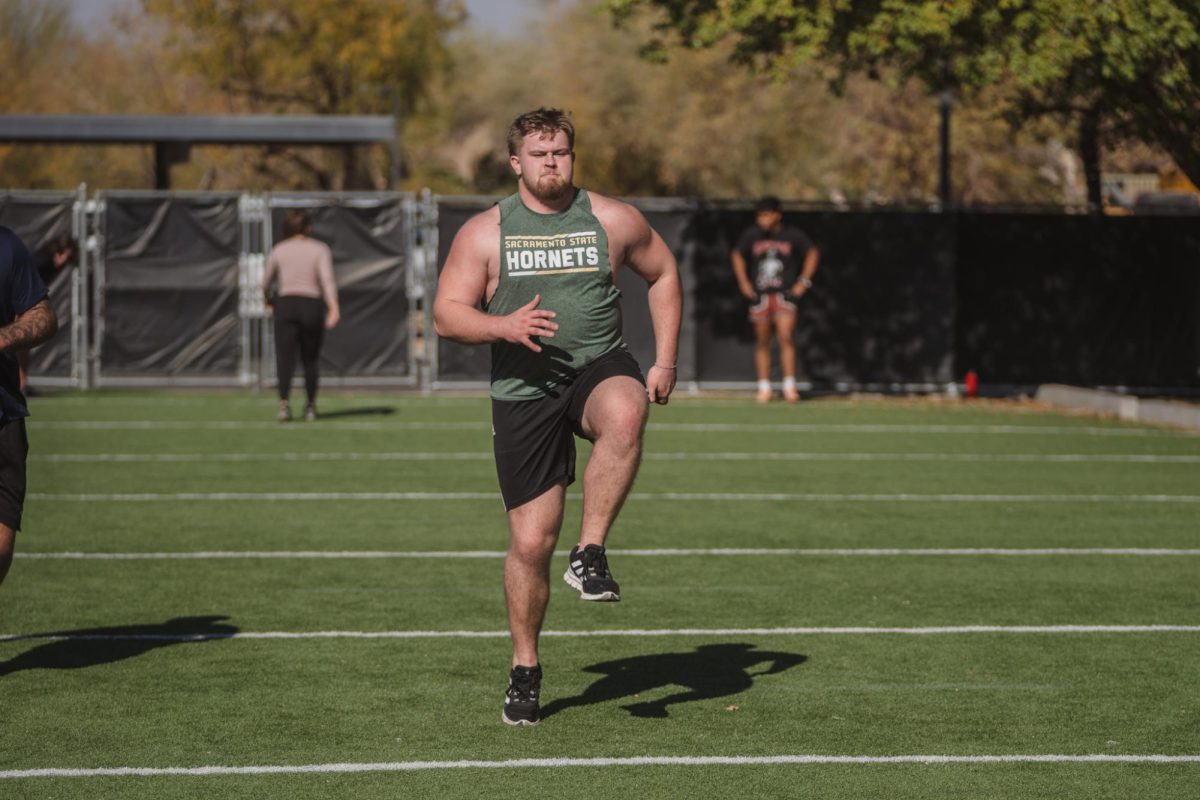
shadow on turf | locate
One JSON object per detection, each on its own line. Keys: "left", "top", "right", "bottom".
{"left": 310, "top": 406, "right": 397, "bottom": 420}
{"left": 539, "top": 643, "right": 807, "bottom": 720}
{"left": 0, "top": 615, "right": 238, "bottom": 677}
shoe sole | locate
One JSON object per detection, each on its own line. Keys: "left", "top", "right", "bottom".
{"left": 501, "top": 710, "right": 539, "bottom": 727}
{"left": 562, "top": 568, "right": 620, "bottom": 602}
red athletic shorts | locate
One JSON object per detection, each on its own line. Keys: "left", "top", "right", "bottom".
{"left": 748, "top": 292, "right": 797, "bottom": 323}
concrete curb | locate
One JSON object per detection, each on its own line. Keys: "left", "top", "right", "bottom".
{"left": 1035, "top": 384, "right": 1200, "bottom": 432}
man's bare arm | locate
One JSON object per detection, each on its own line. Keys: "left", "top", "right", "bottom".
{"left": 0, "top": 299, "right": 58, "bottom": 353}
{"left": 629, "top": 225, "right": 682, "bottom": 364}
{"left": 789, "top": 247, "right": 820, "bottom": 298}
{"left": 604, "top": 200, "right": 682, "bottom": 404}
{"left": 731, "top": 250, "right": 757, "bottom": 300}
{"left": 433, "top": 210, "right": 559, "bottom": 353}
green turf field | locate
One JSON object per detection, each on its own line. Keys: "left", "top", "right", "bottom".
{"left": 2, "top": 391, "right": 1198, "bottom": 798}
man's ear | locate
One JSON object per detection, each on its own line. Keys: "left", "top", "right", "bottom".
{"left": 510, "top": 154, "right": 522, "bottom": 176}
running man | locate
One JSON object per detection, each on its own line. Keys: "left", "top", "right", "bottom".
{"left": 433, "top": 107, "right": 682, "bottom": 726}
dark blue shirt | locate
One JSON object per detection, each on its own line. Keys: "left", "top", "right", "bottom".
{"left": 0, "top": 226, "right": 49, "bottom": 422}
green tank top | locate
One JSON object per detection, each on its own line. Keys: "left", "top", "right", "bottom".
{"left": 486, "top": 189, "right": 624, "bottom": 400}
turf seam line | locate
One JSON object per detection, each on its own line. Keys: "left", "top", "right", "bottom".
{"left": 4, "top": 753, "right": 1199, "bottom": 778}
{"left": 4, "top": 625, "right": 1199, "bottom": 643}
{"left": 27, "top": 492, "right": 1200, "bottom": 503}
{"left": 17, "top": 548, "right": 1200, "bottom": 560}
{"left": 31, "top": 451, "right": 1200, "bottom": 463}
{"left": 34, "top": 421, "right": 1191, "bottom": 437}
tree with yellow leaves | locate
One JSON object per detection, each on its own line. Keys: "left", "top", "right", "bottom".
{"left": 142, "top": 0, "right": 465, "bottom": 189}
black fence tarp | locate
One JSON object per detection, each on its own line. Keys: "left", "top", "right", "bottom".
{"left": 6, "top": 188, "right": 1196, "bottom": 391}
{"left": 434, "top": 198, "right": 1198, "bottom": 391}
{"left": 435, "top": 198, "right": 957, "bottom": 386}
{"left": 620, "top": 203, "right": 699, "bottom": 380}
{"left": 35, "top": 266, "right": 76, "bottom": 376}
{"left": 687, "top": 207, "right": 956, "bottom": 384}
{"left": 267, "top": 197, "right": 409, "bottom": 379}
{"left": 956, "top": 213, "right": 1200, "bottom": 388}
{"left": 100, "top": 193, "right": 240, "bottom": 378}
{"left": 434, "top": 199, "right": 493, "bottom": 383}
{"left": 0, "top": 191, "right": 78, "bottom": 378}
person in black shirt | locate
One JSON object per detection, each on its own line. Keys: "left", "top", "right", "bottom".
{"left": 0, "top": 226, "right": 59, "bottom": 589}
{"left": 731, "top": 196, "right": 819, "bottom": 403}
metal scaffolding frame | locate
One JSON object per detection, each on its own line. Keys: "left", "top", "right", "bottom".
{"left": 6, "top": 188, "right": 433, "bottom": 389}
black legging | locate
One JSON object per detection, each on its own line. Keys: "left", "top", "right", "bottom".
{"left": 274, "top": 295, "right": 325, "bottom": 404}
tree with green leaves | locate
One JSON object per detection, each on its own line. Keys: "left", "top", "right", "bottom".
{"left": 608, "top": 0, "right": 1200, "bottom": 208}
{"left": 142, "top": 0, "right": 465, "bottom": 189}
{"left": 412, "top": 0, "right": 1077, "bottom": 203}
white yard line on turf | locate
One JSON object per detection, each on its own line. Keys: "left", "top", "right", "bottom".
{"left": 653, "top": 452, "right": 1200, "bottom": 462}
{"left": 32, "top": 396, "right": 485, "bottom": 407}
{"left": 35, "top": 420, "right": 1192, "bottom": 436}
{"left": 3, "top": 753, "right": 1199, "bottom": 778}
{"left": 17, "top": 548, "right": 1200, "bottom": 560}
{"left": 35, "top": 452, "right": 493, "bottom": 462}
{"left": 3, "top": 625, "right": 1199, "bottom": 643}
{"left": 38, "top": 421, "right": 487, "bottom": 431}
{"left": 27, "top": 492, "right": 1200, "bottom": 503}
{"left": 31, "top": 451, "right": 1200, "bottom": 463}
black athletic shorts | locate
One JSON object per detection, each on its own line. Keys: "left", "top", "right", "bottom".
{"left": 491, "top": 347, "right": 645, "bottom": 511}
{"left": 0, "top": 417, "right": 29, "bottom": 531}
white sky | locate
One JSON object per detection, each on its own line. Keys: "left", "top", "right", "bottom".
{"left": 68, "top": 0, "right": 533, "bottom": 36}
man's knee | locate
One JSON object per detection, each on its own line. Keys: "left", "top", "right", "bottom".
{"left": 508, "top": 529, "right": 558, "bottom": 566}
{"left": 597, "top": 396, "right": 647, "bottom": 450}
{"left": 507, "top": 490, "right": 565, "bottom": 564}
{"left": 584, "top": 378, "right": 646, "bottom": 436}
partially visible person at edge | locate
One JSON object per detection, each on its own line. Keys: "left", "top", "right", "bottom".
{"left": 18, "top": 233, "right": 77, "bottom": 393}
{"left": 32, "top": 233, "right": 78, "bottom": 290}
{"left": 0, "top": 225, "right": 60, "bottom": 590}
{"left": 731, "top": 196, "right": 819, "bottom": 403}
{"left": 262, "top": 210, "right": 340, "bottom": 422}
{"left": 433, "top": 107, "right": 683, "bottom": 727}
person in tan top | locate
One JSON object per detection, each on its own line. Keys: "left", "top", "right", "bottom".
{"left": 262, "top": 210, "right": 340, "bottom": 421}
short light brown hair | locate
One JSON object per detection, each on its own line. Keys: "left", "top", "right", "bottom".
{"left": 506, "top": 107, "right": 575, "bottom": 157}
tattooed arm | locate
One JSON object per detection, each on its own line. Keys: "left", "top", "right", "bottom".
{"left": 0, "top": 299, "right": 58, "bottom": 353}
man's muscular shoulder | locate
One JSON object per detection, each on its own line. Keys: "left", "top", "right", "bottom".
{"left": 453, "top": 204, "right": 502, "bottom": 266}
{"left": 586, "top": 191, "right": 650, "bottom": 254}
{"left": 460, "top": 204, "right": 502, "bottom": 242}
{"left": 587, "top": 191, "right": 640, "bottom": 227}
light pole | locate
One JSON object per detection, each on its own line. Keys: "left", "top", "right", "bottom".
{"left": 938, "top": 88, "right": 952, "bottom": 210}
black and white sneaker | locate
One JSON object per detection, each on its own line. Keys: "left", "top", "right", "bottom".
{"left": 502, "top": 664, "right": 542, "bottom": 726}
{"left": 564, "top": 544, "right": 621, "bottom": 601}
